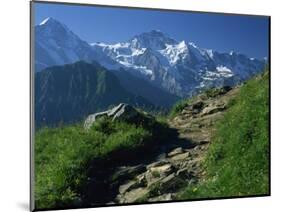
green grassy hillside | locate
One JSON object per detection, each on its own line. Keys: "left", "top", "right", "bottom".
{"left": 35, "top": 113, "right": 171, "bottom": 209}
{"left": 178, "top": 70, "right": 269, "bottom": 199}
{"left": 35, "top": 61, "right": 154, "bottom": 127}
{"left": 34, "top": 69, "right": 269, "bottom": 209}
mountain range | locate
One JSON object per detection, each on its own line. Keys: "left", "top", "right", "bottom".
{"left": 35, "top": 17, "right": 266, "bottom": 97}
{"left": 34, "top": 17, "right": 266, "bottom": 125}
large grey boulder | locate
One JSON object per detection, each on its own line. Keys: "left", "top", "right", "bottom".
{"left": 169, "top": 152, "right": 190, "bottom": 161}
{"left": 112, "top": 104, "right": 139, "bottom": 121}
{"left": 84, "top": 103, "right": 140, "bottom": 130}
{"left": 167, "top": 147, "right": 184, "bottom": 157}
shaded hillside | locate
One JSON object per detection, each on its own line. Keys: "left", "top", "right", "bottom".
{"left": 35, "top": 61, "right": 154, "bottom": 127}
{"left": 34, "top": 106, "right": 172, "bottom": 209}
{"left": 113, "top": 68, "right": 179, "bottom": 108}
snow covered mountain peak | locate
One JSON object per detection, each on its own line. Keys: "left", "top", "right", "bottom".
{"left": 178, "top": 40, "right": 187, "bottom": 47}
{"left": 39, "top": 17, "right": 51, "bottom": 25}
{"left": 88, "top": 29, "right": 266, "bottom": 96}
{"left": 136, "top": 30, "right": 173, "bottom": 40}
{"left": 129, "top": 30, "right": 177, "bottom": 50}
{"left": 35, "top": 17, "right": 95, "bottom": 71}
{"left": 35, "top": 18, "right": 266, "bottom": 97}
{"left": 36, "top": 17, "right": 74, "bottom": 39}
{"left": 229, "top": 50, "right": 236, "bottom": 56}
{"left": 38, "top": 17, "right": 67, "bottom": 29}
{"left": 188, "top": 42, "right": 198, "bottom": 48}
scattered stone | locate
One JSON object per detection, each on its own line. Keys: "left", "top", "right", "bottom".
{"left": 156, "top": 152, "right": 167, "bottom": 160}
{"left": 178, "top": 161, "right": 189, "bottom": 169}
{"left": 113, "top": 165, "right": 146, "bottom": 182}
{"left": 145, "top": 171, "right": 161, "bottom": 186}
{"left": 168, "top": 147, "right": 184, "bottom": 157}
{"left": 176, "top": 167, "right": 192, "bottom": 179}
{"left": 136, "top": 174, "right": 147, "bottom": 186}
{"left": 150, "top": 164, "right": 174, "bottom": 176}
{"left": 170, "top": 152, "right": 190, "bottom": 161}
{"left": 118, "top": 187, "right": 150, "bottom": 203}
{"left": 161, "top": 173, "right": 176, "bottom": 184}
{"left": 146, "top": 160, "right": 169, "bottom": 169}
{"left": 201, "top": 103, "right": 226, "bottom": 116}
{"left": 194, "top": 145, "right": 203, "bottom": 151}
{"left": 119, "top": 180, "right": 139, "bottom": 194}
{"left": 192, "top": 101, "right": 204, "bottom": 110}
{"left": 149, "top": 193, "right": 174, "bottom": 202}
{"left": 156, "top": 173, "right": 182, "bottom": 193}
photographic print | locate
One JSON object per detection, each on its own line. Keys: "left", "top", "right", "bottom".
{"left": 31, "top": 1, "right": 270, "bottom": 211}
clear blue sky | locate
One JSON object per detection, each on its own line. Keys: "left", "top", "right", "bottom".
{"left": 33, "top": 2, "right": 269, "bottom": 59}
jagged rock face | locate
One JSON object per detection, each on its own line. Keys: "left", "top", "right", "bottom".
{"left": 35, "top": 18, "right": 266, "bottom": 97}
{"left": 92, "top": 32, "right": 266, "bottom": 97}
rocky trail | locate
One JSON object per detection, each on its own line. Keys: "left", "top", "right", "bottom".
{"left": 85, "top": 87, "right": 239, "bottom": 206}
